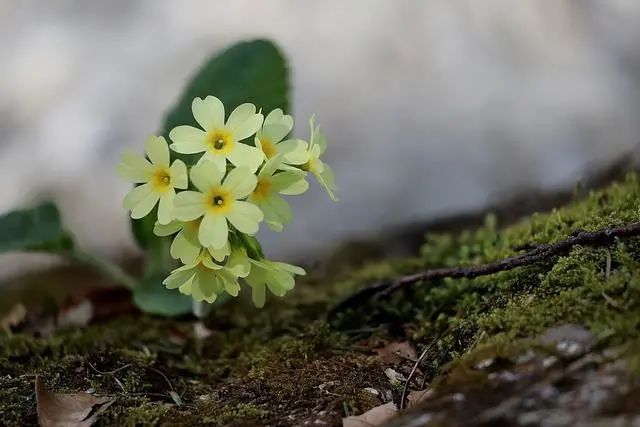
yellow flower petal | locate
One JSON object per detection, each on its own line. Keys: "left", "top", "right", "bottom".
{"left": 208, "top": 240, "right": 231, "bottom": 262}
{"left": 226, "top": 201, "right": 263, "bottom": 235}
{"left": 145, "top": 135, "right": 170, "bottom": 167}
{"left": 199, "top": 212, "right": 228, "bottom": 249}
{"left": 170, "top": 229, "right": 201, "bottom": 264}
{"left": 267, "top": 194, "right": 292, "bottom": 225}
{"left": 153, "top": 220, "right": 183, "bottom": 237}
{"left": 124, "top": 183, "right": 160, "bottom": 219}
{"left": 192, "top": 96, "right": 224, "bottom": 131}
{"left": 222, "top": 166, "right": 257, "bottom": 199}
{"left": 117, "top": 152, "right": 153, "bottom": 183}
{"left": 174, "top": 191, "right": 206, "bottom": 221}
{"left": 279, "top": 139, "right": 311, "bottom": 165}
{"left": 226, "top": 103, "right": 257, "bottom": 131}
{"left": 232, "top": 113, "right": 264, "bottom": 141}
{"left": 274, "top": 261, "right": 306, "bottom": 276}
{"left": 251, "top": 282, "right": 266, "bottom": 308}
{"left": 271, "top": 171, "right": 308, "bottom": 195}
{"left": 169, "top": 125, "right": 207, "bottom": 154}
{"left": 190, "top": 160, "right": 224, "bottom": 193}
{"left": 226, "top": 142, "right": 264, "bottom": 173}
{"left": 157, "top": 190, "right": 175, "bottom": 224}
{"left": 225, "top": 249, "right": 250, "bottom": 278}
{"left": 170, "top": 160, "right": 188, "bottom": 189}
{"left": 163, "top": 264, "right": 196, "bottom": 289}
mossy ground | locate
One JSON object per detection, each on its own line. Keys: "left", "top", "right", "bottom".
{"left": 2, "top": 174, "right": 640, "bottom": 425}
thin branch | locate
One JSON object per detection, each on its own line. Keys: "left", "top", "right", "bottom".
{"left": 329, "top": 222, "right": 640, "bottom": 317}
{"left": 400, "top": 341, "right": 434, "bottom": 410}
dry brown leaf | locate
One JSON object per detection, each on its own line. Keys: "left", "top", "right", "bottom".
{"left": 342, "top": 402, "right": 397, "bottom": 427}
{"left": 374, "top": 341, "right": 417, "bottom": 364}
{"left": 407, "top": 389, "right": 433, "bottom": 407}
{"left": 35, "top": 376, "right": 115, "bottom": 427}
{"left": 341, "top": 388, "right": 432, "bottom": 427}
{"left": 0, "top": 303, "right": 27, "bottom": 331}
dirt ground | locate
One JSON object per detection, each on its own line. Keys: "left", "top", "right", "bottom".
{"left": 3, "top": 174, "right": 640, "bottom": 426}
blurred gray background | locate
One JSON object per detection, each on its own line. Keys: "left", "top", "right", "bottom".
{"left": 1, "top": 0, "right": 640, "bottom": 275}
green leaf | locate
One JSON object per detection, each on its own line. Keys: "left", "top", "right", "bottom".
{"left": 162, "top": 38, "right": 289, "bottom": 135}
{"left": 0, "top": 202, "right": 73, "bottom": 252}
{"left": 133, "top": 274, "right": 192, "bottom": 316}
{"left": 131, "top": 38, "right": 289, "bottom": 252}
{"left": 130, "top": 205, "right": 156, "bottom": 249}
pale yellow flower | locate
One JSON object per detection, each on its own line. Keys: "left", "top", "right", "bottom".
{"left": 174, "top": 161, "right": 263, "bottom": 249}
{"left": 169, "top": 96, "right": 264, "bottom": 172}
{"left": 255, "top": 109, "right": 309, "bottom": 166}
{"left": 248, "top": 157, "right": 308, "bottom": 231}
{"left": 301, "top": 117, "right": 338, "bottom": 202}
{"left": 245, "top": 258, "right": 305, "bottom": 308}
{"left": 163, "top": 249, "right": 250, "bottom": 303}
{"left": 117, "top": 135, "right": 187, "bottom": 224}
{"left": 154, "top": 220, "right": 230, "bottom": 265}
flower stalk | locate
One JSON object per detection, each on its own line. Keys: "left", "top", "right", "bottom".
{"left": 67, "top": 249, "right": 138, "bottom": 290}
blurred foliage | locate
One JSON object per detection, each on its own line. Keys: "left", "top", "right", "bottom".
{"left": 0, "top": 202, "right": 73, "bottom": 253}
{"left": 162, "top": 39, "right": 289, "bottom": 139}
{"left": 132, "top": 273, "right": 193, "bottom": 316}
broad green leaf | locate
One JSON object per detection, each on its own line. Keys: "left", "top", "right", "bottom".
{"left": 0, "top": 202, "right": 73, "bottom": 252}
{"left": 131, "top": 38, "right": 289, "bottom": 254}
{"left": 162, "top": 38, "right": 289, "bottom": 135}
{"left": 133, "top": 274, "right": 193, "bottom": 316}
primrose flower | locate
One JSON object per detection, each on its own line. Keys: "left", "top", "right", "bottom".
{"left": 301, "top": 118, "right": 338, "bottom": 202}
{"left": 174, "top": 161, "right": 263, "bottom": 249}
{"left": 169, "top": 96, "right": 264, "bottom": 172}
{"left": 245, "top": 258, "right": 306, "bottom": 308}
{"left": 255, "top": 109, "right": 309, "bottom": 166}
{"left": 163, "top": 249, "right": 250, "bottom": 303}
{"left": 154, "top": 220, "right": 230, "bottom": 264}
{"left": 117, "top": 135, "right": 188, "bottom": 224}
{"left": 248, "top": 157, "right": 308, "bottom": 232}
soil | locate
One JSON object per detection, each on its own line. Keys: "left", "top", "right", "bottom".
{"left": 2, "top": 173, "right": 640, "bottom": 426}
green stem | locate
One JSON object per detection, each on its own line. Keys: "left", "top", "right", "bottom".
{"left": 67, "top": 249, "right": 138, "bottom": 290}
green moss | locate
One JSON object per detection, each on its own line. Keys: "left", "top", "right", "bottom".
{"left": 335, "top": 173, "right": 640, "bottom": 380}
{"left": 2, "top": 174, "right": 640, "bottom": 424}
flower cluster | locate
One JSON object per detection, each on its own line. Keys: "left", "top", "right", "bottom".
{"left": 118, "top": 96, "right": 337, "bottom": 307}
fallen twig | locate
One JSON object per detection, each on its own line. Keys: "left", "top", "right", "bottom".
{"left": 329, "top": 222, "right": 640, "bottom": 318}
{"left": 400, "top": 340, "right": 435, "bottom": 410}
